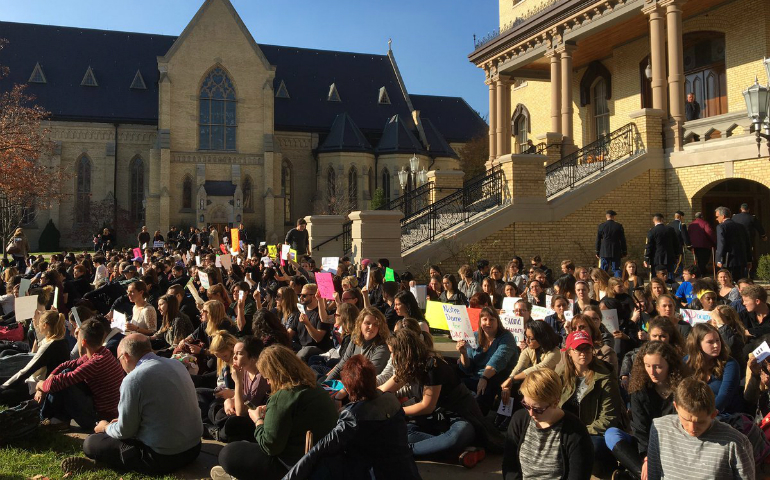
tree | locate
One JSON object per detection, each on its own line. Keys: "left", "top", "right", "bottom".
{"left": 0, "top": 38, "right": 65, "bottom": 256}
{"left": 370, "top": 187, "right": 386, "bottom": 210}
{"left": 312, "top": 175, "right": 360, "bottom": 216}
{"left": 456, "top": 125, "right": 489, "bottom": 180}
{"left": 67, "top": 194, "right": 139, "bottom": 248}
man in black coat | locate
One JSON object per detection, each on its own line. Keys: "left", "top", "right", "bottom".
{"left": 596, "top": 210, "right": 627, "bottom": 278}
{"left": 715, "top": 206, "right": 752, "bottom": 281}
{"left": 644, "top": 213, "right": 679, "bottom": 279}
{"left": 668, "top": 211, "right": 692, "bottom": 279}
{"left": 733, "top": 203, "right": 767, "bottom": 278}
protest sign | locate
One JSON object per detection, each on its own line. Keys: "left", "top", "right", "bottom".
{"left": 268, "top": 245, "right": 278, "bottom": 259}
{"left": 230, "top": 228, "right": 240, "bottom": 253}
{"left": 190, "top": 244, "right": 197, "bottom": 253}
{"left": 545, "top": 295, "right": 553, "bottom": 308}
{"left": 142, "top": 243, "right": 147, "bottom": 250}
{"left": 281, "top": 244, "right": 290, "bottom": 261}
{"left": 220, "top": 254, "right": 232, "bottom": 271}
{"left": 501, "top": 297, "right": 521, "bottom": 313}
{"left": 72, "top": 307, "right": 82, "bottom": 327}
{"left": 410, "top": 285, "right": 428, "bottom": 310}
{"left": 497, "top": 398, "right": 514, "bottom": 417}
{"left": 564, "top": 309, "right": 574, "bottom": 323}
{"left": 289, "top": 249, "right": 298, "bottom": 261}
{"left": 316, "top": 272, "right": 336, "bottom": 300}
{"left": 19, "top": 278, "right": 31, "bottom": 297}
{"left": 384, "top": 268, "right": 395, "bottom": 282}
{"left": 153, "top": 241, "right": 164, "bottom": 249}
{"left": 530, "top": 305, "right": 554, "bottom": 320}
{"left": 247, "top": 245, "right": 253, "bottom": 259}
{"left": 468, "top": 307, "right": 481, "bottom": 331}
{"left": 753, "top": 341, "right": 770, "bottom": 363}
{"left": 601, "top": 309, "right": 620, "bottom": 333}
{"left": 322, "top": 257, "right": 339, "bottom": 274}
{"left": 111, "top": 311, "right": 127, "bottom": 332}
{"left": 681, "top": 309, "right": 712, "bottom": 326}
{"left": 425, "top": 300, "right": 448, "bottom": 330}
{"left": 14, "top": 295, "right": 38, "bottom": 321}
{"left": 53, "top": 287, "right": 59, "bottom": 308}
{"left": 195, "top": 255, "right": 201, "bottom": 266}
{"left": 132, "top": 247, "right": 142, "bottom": 260}
{"left": 500, "top": 313, "right": 526, "bottom": 343}
{"left": 187, "top": 282, "right": 204, "bottom": 305}
{"left": 198, "top": 271, "right": 210, "bottom": 290}
{"left": 297, "top": 303, "right": 307, "bottom": 315}
{"left": 365, "top": 266, "right": 371, "bottom": 289}
{"left": 442, "top": 304, "right": 477, "bottom": 349}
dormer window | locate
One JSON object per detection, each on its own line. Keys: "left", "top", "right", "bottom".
{"left": 81, "top": 66, "right": 98, "bottom": 87}
{"left": 378, "top": 86, "right": 391, "bottom": 105}
{"left": 328, "top": 83, "right": 341, "bottom": 102}
{"left": 276, "top": 80, "right": 290, "bottom": 98}
{"left": 28, "top": 62, "right": 46, "bottom": 84}
{"left": 130, "top": 69, "right": 147, "bottom": 89}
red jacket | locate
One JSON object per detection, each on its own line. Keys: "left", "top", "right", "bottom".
{"left": 688, "top": 218, "right": 716, "bottom": 249}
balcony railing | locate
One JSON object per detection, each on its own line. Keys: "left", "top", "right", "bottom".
{"left": 376, "top": 181, "right": 436, "bottom": 222}
{"left": 682, "top": 110, "right": 752, "bottom": 145}
{"left": 474, "top": 0, "right": 561, "bottom": 49}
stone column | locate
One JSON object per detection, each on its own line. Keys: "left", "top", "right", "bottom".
{"left": 546, "top": 49, "right": 562, "bottom": 135}
{"left": 487, "top": 77, "right": 497, "bottom": 160}
{"left": 502, "top": 79, "right": 512, "bottom": 155}
{"left": 662, "top": 0, "right": 686, "bottom": 150}
{"left": 558, "top": 43, "right": 577, "bottom": 145}
{"left": 629, "top": 108, "right": 666, "bottom": 154}
{"left": 536, "top": 132, "right": 564, "bottom": 166}
{"left": 496, "top": 153, "right": 548, "bottom": 206}
{"left": 349, "top": 210, "right": 404, "bottom": 270}
{"left": 644, "top": 2, "right": 668, "bottom": 113}
{"left": 305, "top": 215, "right": 349, "bottom": 259}
{"left": 496, "top": 77, "right": 506, "bottom": 156}
{"left": 427, "top": 170, "right": 464, "bottom": 204}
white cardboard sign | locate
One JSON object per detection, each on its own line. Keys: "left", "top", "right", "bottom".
{"left": 14, "top": 295, "right": 38, "bottom": 321}
{"left": 601, "top": 308, "right": 620, "bottom": 333}
{"left": 530, "top": 305, "right": 554, "bottom": 320}
{"left": 501, "top": 296, "right": 521, "bottom": 313}
{"left": 442, "top": 304, "right": 477, "bottom": 349}
{"left": 321, "top": 257, "right": 339, "bottom": 274}
{"left": 753, "top": 341, "right": 770, "bottom": 363}
{"left": 681, "top": 309, "right": 711, "bottom": 326}
{"left": 198, "top": 271, "right": 210, "bottom": 290}
{"left": 111, "top": 310, "right": 127, "bottom": 332}
{"left": 410, "top": 285, "right": 428, "bottom": 310}
{"left": 500, "top": 313, "right": 526, "bottom": 343}
{"left": 220, "top": 254, "right": 232, "bottom": 271}
{"left": 19, "top": 278, "right": 31, "bottom": 297}
{"left": 281, "top": 244, "right": 291, "bottom": 261}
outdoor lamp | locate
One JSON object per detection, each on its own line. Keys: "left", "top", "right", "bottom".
{"left": 409, "top": 154, "right": 419, "bottom": 173}
{"left": 743, "top": 77, "right": 770, "bottom": 158}
{"left": 644, "top": 61, "right": 652, "bottom": 81}
{"left": 418, "top": 168, "right": 428, "bottom": 185}
{"left": 397, "top": 167, "right": 408, "bottom": 189}
{"left": 764, "top": 57, "right": 770, "bottom": 86}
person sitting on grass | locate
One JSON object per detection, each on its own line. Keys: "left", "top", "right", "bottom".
{"left": 37, "top": 319, "right": 124, "bottom": 431}
{"left": 646, "top": 377, "right": 754, "bottom": 479}
{"left": 61, "top": 334, "right": 203, "bottom": 475}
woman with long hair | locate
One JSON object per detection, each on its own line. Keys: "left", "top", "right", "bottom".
{"left": 622, "top": 260, "right": 644, "bottom": 291}
{"left": 251, "top": 309, "right": 292, "bottom": 348}
{"left": 590, "top": 268, "right": 610, "bottom": 301}
{"left": 543, "top": 295, "right": 570, "bottom": 343}
{"left": 198, "top": 331, "right": 238, "bottom": 436}
{"left": 326, "top": 307, "right": 390, "bottom": 381}
{"left": 394, "top": 290, "right": 426, "bottom": 324}
{"left": 212, "top": 345, "right": 339, "bottom": 480}
{"left": 619, "top": 316, "right": 685, "bottom": 389}
{"left": 439, "top": 274, "right": 468, "bottom": 306}
{"left": 606, "top": 341, "right": 687, "bottom": 480}
{"left": 274, "top": 286, "right": 300, "bottom": 349}
{"left": 717, "top": 269, "right": 741, "bottom": 303}
{"left": 526, "top": 279, "right": 546, "bottom": 307}
{"left": 503, "top": 258, "right": 527, "bottom": 292}
{"left": 456, "top": 307, "right": 518, "bottom": 414}
{"left": 568, "top": 313, "right": 618, "bottom": 374}
{"left": 481, "top": 277, "right": 503, "bottom": 309}
{"left": 152, "top": 294, "right": 193, "bottom": 350}
{"left": 500, "top": 320, "right": 561, "bottom": 402}
{"left": 646, "top": 277, "right": 668, "bottom": 302}
{"left": 558, "top": 330, "right": 624, "bottom": 461}
{"left": 710, "top": 305, "right": 747, "bottom": 371}
{"left": 381, "top": 329, "right": 502, "bottom": 468}
{"left": 685, "top": 322, "right": 741, "bottom": 414}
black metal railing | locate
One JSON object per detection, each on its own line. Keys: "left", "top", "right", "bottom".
{"left": 376, "top": 181, "right": 436, "bottom": 221}
{"left": 400, "top": 166, "right": 503, "bottom": 252}
{"left": 312, "top": 219, "right": 353, "bottom": 255}
{"left": 545, "top": 123, "right": 643, "bottom": 197}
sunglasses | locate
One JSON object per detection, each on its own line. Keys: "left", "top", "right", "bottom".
{"left": 521, "top": 399, "right": 549, "bottom": 415}
{"left": 299, "top": 294, "right": 310, "bottom": 298}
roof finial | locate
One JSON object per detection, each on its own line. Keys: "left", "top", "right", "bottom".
{"left": 388, "top": 38, "right": 392, "bottom": 51}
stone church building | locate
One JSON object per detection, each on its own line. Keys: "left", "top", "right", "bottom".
{"left": 0, "top": 0, "right": 485, "bottom": 249}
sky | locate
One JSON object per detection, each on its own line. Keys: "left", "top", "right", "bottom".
{"left": 0, "top": 0, "right": 499, "bottom": 119}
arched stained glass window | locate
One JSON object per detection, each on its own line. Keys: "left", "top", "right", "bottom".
{"left": 130, "top": 157, "right": 144, "bottom": 223}
{"left": 183, "top": 176, "right": 193, "bottom": 209}
{"left": 281, "top": 161, "right": 292, "bottom": 225}
{"left": 75, "top": 156, "right": 91, "bottom": 223}
{"left": 199, "top": 66, "right": 236, "bottom": 150}
{"left": 348, "top": 166, "right": 358, "bottom": 211}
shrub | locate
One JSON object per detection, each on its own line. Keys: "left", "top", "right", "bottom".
{"left": 757, "top": 254, "right": 770, "bottom": 282}
{"left": 370, "top": 188, "right": 386, "bottom": 210}
{"left": 37, "top": 219, "right": 60, "bottom": 252}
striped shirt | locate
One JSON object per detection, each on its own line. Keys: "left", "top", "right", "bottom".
{"left": 42, "top": 347, "right": 125, "bottom": 420}
{"left": 519, "top": 417, "right": 565, "bottom": 480}
{"left": 647, "top": 414, "right": 755, "bottom": 480}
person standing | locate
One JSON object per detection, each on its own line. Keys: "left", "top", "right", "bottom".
{"left": 668, "top": 211, "right": 692, "bottom": 279}
{"left": 5, "top": 227, "right": 30, "bottom": 269}
{"left": 596, "top": 210, "right": 627, "bottom": 278}
{"left": 209, "top": 225, "right": 220, "bottom": 250}
{"left": 137, "top": 226, "right": 151, "bottom": 249}
{"left": 688, "top": 212, "right": 716, "bottom": 277}
{"left": 285, "top": 218, "right": 310, "bottom": 256}
{"left": 733, "top": 203, "right": 767, "bottom": 278}
{"left": 714, "top": 206, "right": 752, "bottom": 281}
{"left": 685, "top": 92, "right": 700, "bottom": 121}
{"left": 644, "top": 214, "right": 678, "bottom": 280}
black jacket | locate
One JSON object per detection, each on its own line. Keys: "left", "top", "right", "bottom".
{"left": 629, "top": 385, "right": 675, "bottom": 457}
{"left": 503, "top": 408, "right": 593, "bottom": 480}
{"left": 715, "top": 218, "right": 751, "bottom": 267}
{"left": 733, "top": 212, "right": 766, "bottom": 239}
{"left": 2, "top": 338, "right": 70, "bottom": 389}
{"left": 667, "top": 219, "right": 691, "bottom": 253}
{"left": 644, "top": 223, "right": 679, "bottom": 267}
{"left": 284, "top": 393, "right": 421, "bottom": 480}
{"left": 596, "top": 220, "right": 627, "bottom": 258}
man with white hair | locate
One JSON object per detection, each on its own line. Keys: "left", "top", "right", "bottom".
{"left": 62, "top": 334, "right": 202, "bottom": 475}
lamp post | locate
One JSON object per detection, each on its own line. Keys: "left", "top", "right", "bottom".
{"left": 397, "top": 154, "right": 428, "bottom": 216}
{"left": 742, "top": 59, "right": 770, "bottom": 159}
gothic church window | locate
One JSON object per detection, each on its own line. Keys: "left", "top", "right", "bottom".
{"left": 348, "top": 166, "right": 358, "bottom": 211}
{"left": 378, "top": 86, "right": 390, "bottom": 105}
{"left": 130, "top": 157, "right": 144, "bottom": 223}
{"left": 243, "top": 176, "right": 253, "bottom": 212}
{"left": 199, "top": 66, "right": 236, "bottom": 151}
{"left": 327, "top": 166, "right": 336, "bottom": 202}
{"left": 281, "top": 161, "right": 292, "bottom": 225}
{"left": 381, "top": 168, "right": 391, "bottom": 203}
{"left": 182, "top": 176, "right": 193, "bottom": 209}
{"left": 75, "top": 156, "right": 91, "bottom": 223}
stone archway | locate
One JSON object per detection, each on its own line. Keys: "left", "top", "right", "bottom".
{"left": 694, "top": 178, "right": 770, "bottom": 259}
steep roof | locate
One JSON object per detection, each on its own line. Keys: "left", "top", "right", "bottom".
{"left": 317, "top": 113, "right": 373, "bottom": 153}
{"left": 421, "top": 118, "right": 458, "bottom": 158}
{"left": 376, "top": 115, "right": 425, "bottom": 155}
{"left": 0, "top": 20, "right": 483, "bottom": 144}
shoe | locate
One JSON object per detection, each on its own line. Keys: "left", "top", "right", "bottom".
{"left": 61, "top": 456, "right": 96, "bottom": 474}
{"left": 210, "top": 465, "right": 236, "bottom": 480}
{"left": 459, "top": 447, "right": 486, "bottom": 469}
{"left": 41, "top": 418, "right": 70, "bottom": 431}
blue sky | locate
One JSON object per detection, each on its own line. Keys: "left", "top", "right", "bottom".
{"left": 0, "top": 0, "right": 498, "bottom": 119}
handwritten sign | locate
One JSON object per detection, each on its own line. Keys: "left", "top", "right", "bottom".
{"left": 19, "top": 278, "right": 31, "bottom": 297}
{"left": 601, "top": 308, "right": 620, "bottom": 333}
{"left": 195, "top": 255, "right": 201, "bottom": 266}
{"left": 281, "top": 244, "right": 291, "bottom": 261}
{"left": 501, "top": 297, "right": 521, "bottom": 313}
{"left": 230, "top": 228, "right": 240, "bottom": 253}
{"left": 153, "top": 241, "right": 164, "bottom": 248}
{"left": 14, "top": 295, "right": 38, "bottom": 321}
{"left": 497, "top": 398, "right": 514, "bottom": 417}
{"left": 111, "top": 310, "right": 127, "bottom": 332}
{"left": 315, "top": 272, "right": 336, "bottom": 300}
{"left": 198, "top": 271, "right": 210, "bottom": 290}
{"left": 187, "top": 282, "right": 204, "bottom": 305}
{"left": 289, "top": 249, "right": 298, "bottom": 261}
{"left": 681, "top": 309, "right": 712, "bottom": 326}
{"left": 220, "top": 254, "right": 232, "bottom": 271}
{"left": 384, "top": 267, "right": 395, "bottom": 282}
{"left": 132, "top": 247, "right": 142, "bottom": 260}
{"left": 322, "top": 257, "right": 339, "bottom": 274}
{"left": 410, "top": 285, "right": 428, "bottom": 310}
{"left": 501, "top": 313, "right": 526, "bottom": 343}
{"left": 215, "top": 256, "right": 222, "bottom": 268}
{"left": 268, "top": 245, "right": 278, "bottom": 259}
{"left": 564, "top": 309, "right": 574, "bottom": 323}
{"left": 442, "top": 304, "right": 477, "bottom": 349}
{"left": 545, "top": 295, "right": 553, "bottom": 308}
{"left": 297, "top": 303, "right": 307, "bottom": 315}
{"left": 753, "top": 341, "right": 770, "bottom": 363}
{"left": 531, "top": 305, "right": 554, "bottom": 320}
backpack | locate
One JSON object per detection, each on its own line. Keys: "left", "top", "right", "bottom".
{"left": 0, "top": 322, "right": 25, "bottom": 342}
{"left": 0, "top": 400, "right": 40, "bottom": 444}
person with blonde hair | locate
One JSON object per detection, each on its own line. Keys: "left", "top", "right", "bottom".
{"left": 198, "top": 331, "right": 238, "bottom": 438}
{"left": 0, "top": 310, "right": 69, "bottom": 405}
{"left": 211, "top": 345, "right": 338, "bottom": 480}
{"left": 182, "top": 300, "right": 237, "bottom": 384}
{"left": 502, "top": 369, "right": 593, "bottom": 479}
{"left": 325, "top": 306, "right": 389, "bottom": 381}
{"left": 5, "top": 227, "right": 29, "bottom": 268}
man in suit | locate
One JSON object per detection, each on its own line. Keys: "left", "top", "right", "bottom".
{"left": 715, "top": 206, "right": 752, "bottom": 281}
{"left": 596, "top": 210, "right": 627, "bottom": 278}
{"left": 644, "top": 213, "right": 679, "bottom": 279}
{"left": 668, "top": 210, "right": 692, "bottom": 279}
{"left": 688, "top": 212, "right": 716, "bottom": 277}
{"left": 733, "top": 203, "right": 767, "bottom": 278}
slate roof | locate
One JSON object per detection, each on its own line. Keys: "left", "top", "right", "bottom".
{"left": 203, "top": 180, "right": 237, "bottom": 197}
{"left": 421, "top": 118, "right": 458, "bottom": 158}
{"left": 0, "top": 20, "right": 486, "bottom": 144}
{"left": 317, "top": 113, "right": 373, "bottom": 153}
{"left": 375, "top": 115, "right": 425, "bottom": 155}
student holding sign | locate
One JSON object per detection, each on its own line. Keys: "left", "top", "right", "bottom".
{"left": 456, "top": 307, "right": 518, "bottom": 415}
{"left": 684, "top": 323, "right": 742, "bottom": 414}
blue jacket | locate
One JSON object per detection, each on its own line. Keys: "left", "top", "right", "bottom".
{"left": 459, "top": 329, "right": 518, "bottom": 378}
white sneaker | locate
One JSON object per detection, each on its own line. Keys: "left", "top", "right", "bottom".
{"left": 210, "top": 465, "right": 236, "bottom": 480}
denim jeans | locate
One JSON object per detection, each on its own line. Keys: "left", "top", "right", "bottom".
{"left": 407, "top": 417, "right": 475, "bottom": 456}
{"left": 40, "top": 381, "right": 98, "bottom": 429}
{"left": 600, "top": 257, "right": 622, "bottom": 278}
{"left": 604, "top": 427, "right": 633, "bottom": 451}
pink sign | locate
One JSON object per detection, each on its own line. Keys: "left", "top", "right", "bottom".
{"left": 132, "top": 247, "right": 142, "bottom": 260}
{"left": 315, "top": 272, "right": 336, "bottom": 300}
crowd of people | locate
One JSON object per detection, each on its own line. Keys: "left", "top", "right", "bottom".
{"left": 0, "top": 205, "right": 768, "bottom": 479}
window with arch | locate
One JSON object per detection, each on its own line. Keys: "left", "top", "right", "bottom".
{"left": 381, "top": 168, "right": 391, "bottom": 202}
{"left": 327, "top": 166, "right": 336, "bottom": 202}
{"left": 592, "top": 79, "right": 610, "bottom": 140}
{"left": 199, "top": 66, "right": 236, "bottom": 151}
{"left": 367, "top": 167, "right": 373, "bottom": 200}
{"left": 683, "top": 32, "right": 727, "bottom": 119}
{"left": 182, "top": 176, "right": 193, "bottom": 210}
{"left": 511, "top": 104, "right": 531, "bottom": 153}
{"left": 242, "top": 176, "right": 253, "bottom": 212}
{"left": 129, "top": 157, "right": 144, "bottom": 223}
{"left": 348, "top": 167, "right": 358, "bottom": 210}
{"left": 281, "top": 161, "right": 292, "bottom": 225}
{"left": 75, "top": 156, "right": 91, "bottom": 223}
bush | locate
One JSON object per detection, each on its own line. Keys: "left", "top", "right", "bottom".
{"left": 37, "top": 219, "right": 60, "bottom": 252}
{"left": 370, "top": 188, "right": 386, "bottom": 210}
{"left": 757, "top": 254, "right": 770, "bottom": 282}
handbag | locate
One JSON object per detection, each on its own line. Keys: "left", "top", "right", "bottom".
{"left": 5, "top": 240, "right": 21, "bottom": 256}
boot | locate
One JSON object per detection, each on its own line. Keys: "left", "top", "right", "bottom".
{"left": 611, "top": 441, "right": 643, "bottom": 480}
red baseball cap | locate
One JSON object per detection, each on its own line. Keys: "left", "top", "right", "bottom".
{"left": 562, "top": 330, "right": 593, "bottom": 352}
